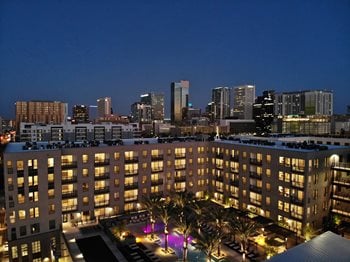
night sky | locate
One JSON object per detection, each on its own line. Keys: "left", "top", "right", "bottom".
{"left": 1, "top": 0, "right": 349, "bottom": 118}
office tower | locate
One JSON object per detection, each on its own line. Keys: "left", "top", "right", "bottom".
{"left": 130, "top": 102, "right": 152, "bottom": 124}
{"left": 233, "top": 85, "right": 255, "bottom": 119}
{"left": 140, "top": 93, "right": 165, "bottom": 121}
{"left": 253, "top": 90, "right": 275, "bottom": 135}
{"left": 2, "top": 136, "right": 350, "bottom": 261}
{"left": 72, "top": 104, "right": 89, "bottom": 124}
{"left": 211, "top": 87, "right": 231, "bottom": 120}
{"left": 97, "top": 97, "right": 112, "bottom": 118}
{"left": 15, "top": 101, "right": 68, "bottom": 129}
{"left": 171, "top": 80, "right": 189, "bottom": 124}
{"left": 275, "top": 90, "right": 333, "bottom": 116}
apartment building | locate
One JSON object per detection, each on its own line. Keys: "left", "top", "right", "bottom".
{"left": 1, "top": 137, "right": 350, "bottom": 261}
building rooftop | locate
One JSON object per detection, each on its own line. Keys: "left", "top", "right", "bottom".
{"left": 269, "top": 231, "right": 350, "bottom": 262}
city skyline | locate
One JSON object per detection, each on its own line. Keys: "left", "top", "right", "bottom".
{"left": 1, "top": 0, "right": 349, "bottom": 118}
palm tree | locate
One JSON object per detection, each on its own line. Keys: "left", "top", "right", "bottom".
{"left": 112, "top": 219, "right": 127, "bottom": 240}
{"left": 173, "top": 191, "right": 196, "bottom": 222}
{"left": 140, "top": 195, "right": 162, "bottom": 239}
{"left": 158, "top": 200, "right": 175, "bottom": 252}
{"left": 230, "top": 217, "right": 260, "bottom": 261}
{"left": 175, "top": 211, "right": 197, "bottom": 262}
{"left": 193, "top": 230, "right": 221, "bottom": 262}
{"left": 206, "top": 207, "right": 229, "bottom": 257}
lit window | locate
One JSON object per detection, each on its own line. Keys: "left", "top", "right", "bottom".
{"left": 19, "top": 210, "right": 26, "bottom": 220}
{"left": 21, "top": 244, "right": 28, "bottom": 256}
{"left": 32, "top": 241, "right": 41, "bottom": 253}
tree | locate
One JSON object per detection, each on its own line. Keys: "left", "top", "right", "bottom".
{"left": 206, "top": 206, "right": 230, "bottom": 257}
{"left": 304, "top": 224, "right": 316, "bottom": 241}
{"left": 140, "top": 195, "right": 162, "bottom": 239}
{"left": 112, "top": 219, "right": 127, "bottom": 240}
{"left": 230, "top": 217, "right": 260, "bottom": 261}
{"left": 158, "top": 199, "right": 175, "bottom": 252}
{"left": 193, "top": 230, "right": 221, "bottom": 262}
{"left": 173, "top": 191, "right": 196, "bottom": 223}
{"left": 175, "top": 211, "right": 197, "bottom": 262}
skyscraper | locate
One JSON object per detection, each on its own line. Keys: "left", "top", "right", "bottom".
{"left": 171, "top": 80, "right": 189, "bottom": 124}
{"left": 233, "top": 85, "right": 255, "bottom": 119}
{"left": 140, "top": 93, "right": 165, "bottom": 121}
{"left": 274, "top": 90, "right": 333, "bottom": 116}
{"left": 253, "top": 90, "right": 275, "bottom": 135}
{"left": 72, "top": 104, "right": 89, "bottom": 124}
{"left": 130, "top": 102, "right": 152, "bottom": 124}
{"left": 15, "top": 100, "right": 68, "bottom": 130}
{"left": 211, "top": 87, "right": 231, "bottom": 120}
{"left": 97, "top": 97, "right": 112, "bottom": 118}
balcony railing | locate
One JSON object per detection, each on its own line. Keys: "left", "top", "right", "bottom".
{"left": 230, "top": 179, "right": 239, "bottom": 187}
{"left": 230, "top": 155, "right": 239, "bottom": 162}
{"left": 151, "top": 179, "right": 164, "bottom": 186}
{"left": 94, "top": 159, "right": 110, "bottom": 166}
{"left": 215, "top": 153, "right": 224, "bottom": 159}
{"left": 332, "top": 192, "right": 350, "bottom": 202}
{"left": 61, "top": 161, "right": 78, "bottom": 169}
{"left": 291, "top": 165, "right": 305, "bottom": 173}
{"left": 124, "top": 157, "right": 139, "bottom": 163}
{"left": 62, "top": 205, "right": 78, "bottom": 213}
{"left": 125, "top": 170, "right": 138, "bottom": 176}
{"left": 290, "top": 196, "right": 303, "bottom": 205}
{"left": 62, "top": 190, "right": 78, "bottom": 199}
{"left": 291, "top": 180, "right": 304, "bottom": 189}
{"left": 231, "top": 168, "right": 239, "bottom": 174}
{"left": 250, "top": 199, "right": 262, "bottom": 206}
{"left": 94, "top": 186, "right": 110, "bottom": 194}
{"left": 175, "top": 165, "right": 186, "bottom": 170}
{"left": 215, "top": 165, "right": 224, "bottom": 170}
{"left": 174, "top": 176, "right": 186, "bottom": 182}
{"left": 249, "top": 185, "right": 262, "bottom": 194}
{"left": 249, "top": 172, "right": 262, "bottom": 179}
{"left": 151, "top": 167, "right": 164, "bottom": 173}
{"left": 94, "top": 172, "right": 110, "bottom": 180}
{"left": 214, "top": 175, "right": 224, "bottom": 182}
{"left": 175, "top": 153, "right": 186, "bottom": 159}
{"left": 333, "top": 177, "right": 350, "bottom": 186}
{"left": 124, "top": 196, "right": 138, "bottom": 202}
{"left": 62, "top": 176, "right": 78, "bottom": 184}
{"left": 250, "top": 158, "right": 263, "bottom": 165}
{"left": 94, "top": 201, "right": 110, "bottom": 208}
{"left": 151, "top": 155, "right": 164, "bottom": 161}
{"left": 150, "top": 192, "right": 163, "bottom": 198}
{"left": 124, "top": 182, "right": 139, "bottom": 190}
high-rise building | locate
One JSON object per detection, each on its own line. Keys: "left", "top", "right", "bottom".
{"left": 171, "top": 80, "right": 189, "bottom": 124}
{"left": 233, "top": 85, "right": 255, "bottom": 119}
{"left": 15, "top": 100, "right": 68, "bottom": 130}
{"left": 140, "top": 93, "right": 165, "bottom": 121}
{"left": 275, "top": 90, "right": 333, "bottom": 116}
{"left": 211, "top": 87, "right": 231, "bottom": 120}
{"left": 72, "top": 104, "right": 89, "bottom": 124}
{"left": 97, "top": 97, "right": 112, "bottom": 118}
{"left": 130, "top": 102, "right": 152, "bottom": 124}
{"left": 253, "top": 90, "right": 275, "bottom": 135}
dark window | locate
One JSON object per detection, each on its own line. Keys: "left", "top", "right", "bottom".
{"left": 49, "top": 220, "right": 55, "bottom": 230}
{"left": 20, "top": 226, "right": 26, "bottom": 236}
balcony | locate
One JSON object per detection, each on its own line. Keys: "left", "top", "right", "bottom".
{"left": 290, "top": 196, "right": 303, "bottom": 205}
{"left": 216, "top": 187, "right": 224, "bottom": 193}
{"left": 94, "top": 159, "right": 110, "bottom": 166}
{"left": 291, "top": 212, "right": 303, "bottom": 220}
{"left": 231, "top": 191, "right": 239, "bottom": 199}
{"left": 61, "top": 161, "right": 78, "bottom": 169}
{"left": 124, "top": 196, "right": 138, "bottom": 203}
{"left": 62, "top": 190, "right": 78, "bottom": 199}
{"left": 230, "top": 155, "right": 239, "bottom": 162}
{"left": 215, "top": 165, "right": 224, "bottom": 170}
{"left": 125, "top": 170, "right": 138, "bottom": 176}
{"left": 231, "top": 168, "right": 239, "bottom": 174}
{"left": 62, "top": 176, "right": 78, "bottom": 184}
{"left": 151, "top": 179, "right": 164, "bottom": 186}
{"left": 291, "top": 180, "right": 304, "bottom": 189}
{"left": 333, "top": 177, "right": 350, "bottom": 186}
{"left": 94, "top": 172, "right": 110, "bottom": 180}
{"left": 332, "top": 192, "right": 350, "bottom": 202}
{"left": 250, "top": 158, "right": 262, "bottom": 165}
{"left": 215, "top": 152, "right": 224, "bottom": 159}
{"left": 124, "top": 182, "right": 139, "bottom": 190}
{"left": 214, "top": 175, "right": 224, "bottom": 182}
{"left": 150, "top": 192, "right": 163, "bottom": 198}
{"left": 151, "top": 167, "right": 164, "bottom": 173}
{"left": 249, "top": 172, "right": 262, "bottom": 179}
{"left": 230, "top": 179, "right": 239, "bottom": 187}
{"left": 175, "top": 165, "right": 186, "bottom": 170}
{"left": 94, "top": 186, "right": 110, "bottom": 194}
{"left": 249, "top": 185, "right": 262, "bottom": 194}
{"left": 94, "top": 201, "right": 110, "bottom": 208}
{"left": 291, "top": 165, "right": 305, "bottom": 173}
{"left": 151, "top": 155, "right": 164, "bottom": 161}
{"left": 62, "top": 205, "right": 78, "bottom": 213}
{"left": 175, "top": 153, "right": 186, "bottom": 159}
{"left": 250, "top": 199, "right": 262, "bottom": 206}
{"left": 124, "top": 157, "right": 139, "bottom": 163}
{"left": 174, "top": 176, "right": 186, "bottom": 183}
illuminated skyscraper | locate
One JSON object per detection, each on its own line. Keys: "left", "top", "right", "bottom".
{"left": 211, "top": 87, "right": 232, "bottom": 120}
{"left": 97, "top": 97, "right": 112, "bottom": 118}
{"left": 171, "top": 80, "right": 189, "bottom": 124}
{"left": 140, "top": 93, "right": 164, "bottom": 121}
{"left": 72, "top": 104, "right": 89, "bottom": 123}
{"left": 233, "top": 85, "right": 255, "bottom": 119}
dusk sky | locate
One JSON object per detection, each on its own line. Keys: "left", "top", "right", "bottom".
{"left": 1, "top": 0, "right": 349, "bottom": 118}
